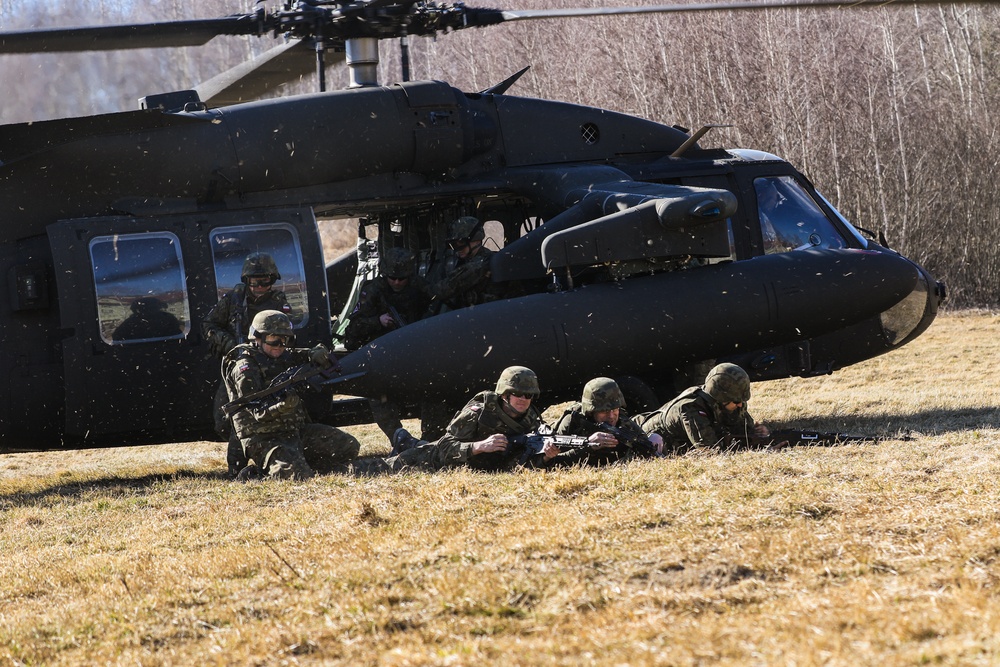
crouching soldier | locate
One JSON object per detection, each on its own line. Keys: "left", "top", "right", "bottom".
{"left": 550, "top": 377, "right": 664, "bottom": 466}
{"left": 637, "top": 363, "right": 771, "bottom": 455}
{"left": 224, "top": 310, "right": 360, "bottom": 480}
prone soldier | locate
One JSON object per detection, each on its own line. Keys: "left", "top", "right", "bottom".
{"left": 550, "top": 377, "right": 664, "bottom": 466}
{"left": 637, "top": 363, "right": 772, "bottom": 454}
{"left": 348, "top": 366, "right": 560, "bottom": 474}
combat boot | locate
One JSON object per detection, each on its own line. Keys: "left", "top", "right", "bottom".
{"left": 390, "top": 427, "right": 421, "bottom": 455}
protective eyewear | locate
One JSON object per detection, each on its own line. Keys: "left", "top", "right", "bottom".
{"left": 247, "top": 277, "right": 275, "bottom": 288}
{"left": 386, "top": 275, "right": 408, "bottom": 282}
{"left": 448, "top": 240, "right": 470, "bottom": 251}
{"left": 263, "top": 336, "right": 289, "bottom": 348}
{"left": 508, "top": 391, "right": 534, "bottom": 400}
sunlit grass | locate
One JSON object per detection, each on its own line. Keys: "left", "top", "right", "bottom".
{"left": 1, "top": 311, "right": 999, "bottom": 665}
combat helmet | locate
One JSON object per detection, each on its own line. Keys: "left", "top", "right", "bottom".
{"left": 581, "top": 377, "right": 625, "bottom": 414}
{"left": 495, "top": 365, "right": 540, "bottom": 398}
{"left": 704, "top": 363, "right": 751, "bottom": 405}
{"left": 380, "top": 247, "right": 415, "bottom": 279}
{"left": 448, "top": 216, "right": 485, "bottom": 242}
{"left": 241, "top": 252, "right": 281, "bottom": 282}
{"left": 249, "top": 310, "right": 294, "bottom": 339}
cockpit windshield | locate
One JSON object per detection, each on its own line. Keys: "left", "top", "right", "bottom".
{"left": 754, "top": 176, "right": 848, "bottom": 255}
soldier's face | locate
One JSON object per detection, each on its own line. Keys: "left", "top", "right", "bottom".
{"left": 592, "top": 408, "right": 619, "bottom": 426}
{"left": 723, "top": 400, "right": 744, "bottom": 413}
{"left": 260, "top": 335, "right": 288, "bottom": 359}
{"left": 503, "top": 392, "right": 533, "bottom": 416}
{"left": 386, "top": 275, "right": 408, "bottom": 292}
{"left": 247, "top": 276, "right": 273, "bottom": 299}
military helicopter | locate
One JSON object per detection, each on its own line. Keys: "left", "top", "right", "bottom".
{"left": 0, "top": 0, "right": 954, "bottom": 453}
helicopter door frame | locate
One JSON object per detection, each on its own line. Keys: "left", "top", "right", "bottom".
{"left": 46, "top": 207, "right": 331, "bottom": 444}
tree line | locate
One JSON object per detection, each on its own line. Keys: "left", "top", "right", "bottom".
{"left": 2, "top": 0, "right": 997, "bottom": 307}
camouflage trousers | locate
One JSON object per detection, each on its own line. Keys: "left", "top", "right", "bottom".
{"left": 242, "top": 424, "right": 360, "bottom": 480}
{"left": 341, "top": 441, "right": 454, "bottom": 476}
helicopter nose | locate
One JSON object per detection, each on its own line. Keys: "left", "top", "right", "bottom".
{"left": 879, "top": 263, "right": 942, "bottom": 348}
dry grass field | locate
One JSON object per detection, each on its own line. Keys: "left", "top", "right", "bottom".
{"left": 2, "top": 311, "right": 998, "bottom": 666}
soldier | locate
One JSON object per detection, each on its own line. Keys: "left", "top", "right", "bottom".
{"left": 637, "top": 363, "right": 771, "bottom": 454}
{"left": 426, "top": 216, "right": 497, "bottom": 315}
{"left": 550, "top": 377, "right": 664, "bottom": 466}
{"left": 341, "top": 247, "right": 430, "bottom": 350}
{"left": 202, "top": 252, "right": 292, "bottom": 476}
{"left": 223, "top": 310, "right": 360, "bottom": 481}
{"left": 350, "top": 366, "right": 560, "bottom": 475}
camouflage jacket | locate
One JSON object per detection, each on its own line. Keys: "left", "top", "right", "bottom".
{"left": 427, "top": 246, "right": 497, "bottom": 312}
{"left": 341, "top": 275, "right": 431, "bottom": 350}
{"left": 201, "top": 284, "right": 291, "bottom": 358}
{"left": 222, "top": 343, "right": 314, "bottom": 441}
{"left": 551, "top": 403, "right": 649, "bottom": 466}
{"left": 636, "top": 386, "right": 755, "bottom": 454}
{"left": 433, "top": 390, "right": 543, "bottom": 471}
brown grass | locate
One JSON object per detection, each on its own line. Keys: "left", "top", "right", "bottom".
{"left": 2, "top": 311, "right": 999, "bottom": 666}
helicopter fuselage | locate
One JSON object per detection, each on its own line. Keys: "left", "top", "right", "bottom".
{"left": 0, "top": 81, "right": 943, "bottom": 452}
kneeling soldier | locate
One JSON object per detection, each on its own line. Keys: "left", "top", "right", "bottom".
{"left": 224, "top": 310, "right": 360, "bottom": 480}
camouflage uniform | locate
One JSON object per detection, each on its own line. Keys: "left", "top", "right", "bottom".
{"left": 202, "top": 283, "right": 291, "bottom": 358}
{"left": 341, "top": 275, "right": 430, "bottom": 350}
{"left": 551, "top": 403, "right": 650, "bottom": 466}
{"left": 426, "top": 216, "right": 499, "bottom": 313}
{"left": 637, "top": 387, "right": 756, "bottom": 453}
{"left": 427, "top": 245, "right": 496, "bottom": 312}
{"left": 349, "top": 390, "right": 544, "bottom": 475}
{"left": 223, "top": 343, "right": 360, "bottom": 479}
{"left": 637, "top": 363, "right": 757, "bottom": 455}
{"left": 202, "top": 253, "right": 293, "bottom": 476}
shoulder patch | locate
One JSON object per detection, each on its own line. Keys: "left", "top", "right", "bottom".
{"left": 281, "top": 304, "right": 291, "bottom": 313}
{"left": 469, "top": 405, "right": 482, "bottom": 413}
{"left": 237, "top": 361, "right": 251, "bottom": 373}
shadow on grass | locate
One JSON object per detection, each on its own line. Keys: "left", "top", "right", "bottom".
{"left": 778, "top": 406, "right": 1000, "bottom": 437}
{"left": 0, "top": 468, "right": 230, "bottom": 505}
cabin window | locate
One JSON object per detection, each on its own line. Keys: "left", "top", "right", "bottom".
{"left": 208, "top": 224, "right": 310, "bottom": 328}
{"left": 754, "top": 176, "right": 847, "bottom": 255}
{"left": 90, "top": 232, "right": 191, "bottom": 345}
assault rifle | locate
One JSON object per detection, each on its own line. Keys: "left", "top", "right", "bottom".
{"left": 727, "top": 429, "right": 904, "bottom": 450}
{"left": 386, "top": 304, "right": 407, "bottom": 329}
{"left": 508, "top": 432, "right": 596, "bottom": 465}
{"left": 221, "top": 364, "right": 366, "bottom": 419}
{"left": 597, "top": 422, "right": 662, "bottom": 458}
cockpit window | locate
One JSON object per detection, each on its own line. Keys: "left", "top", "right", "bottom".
{"left": 91, "top": 232, "right": 191, "bottom": 345}
{"left": 208, "top": 224, "right": 309, "bottom": 328}
{"left": 754, "top": 176, "right": 847, "bottom": 255}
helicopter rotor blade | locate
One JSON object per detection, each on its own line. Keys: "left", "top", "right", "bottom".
{"left": 486, "top": 0, "right": 993, "bottom": 25}
{"left": 195, "top": 39, "right": 346, "bottom": 107}
{"left": 0, "top": 15, "right": 264, "bottom": 54}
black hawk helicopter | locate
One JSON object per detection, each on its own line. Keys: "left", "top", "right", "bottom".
{"left": 0, "top": 0, "right": 953, "bottom": 452}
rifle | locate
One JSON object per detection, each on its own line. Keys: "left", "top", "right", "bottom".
{"left": 508, "top": 432, "right": 595, "bottom": 465}
{"left": 221, "top": 364, "right": 365, "bottom": 419}
{"left": 729, "top": 429, "right": 900, "bottom": 450}
{"left": 597, "top": 422, "right": 663, "bottom": 458}
{"left": 386, "top": 304, "right": 407, "bottom": 328}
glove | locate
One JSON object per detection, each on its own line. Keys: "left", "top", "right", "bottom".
{"left": 309, "top": 344, "right": 334, "bottom": 369}
{"left": 267, "top": 391, "right": 301, "bottom": 417}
